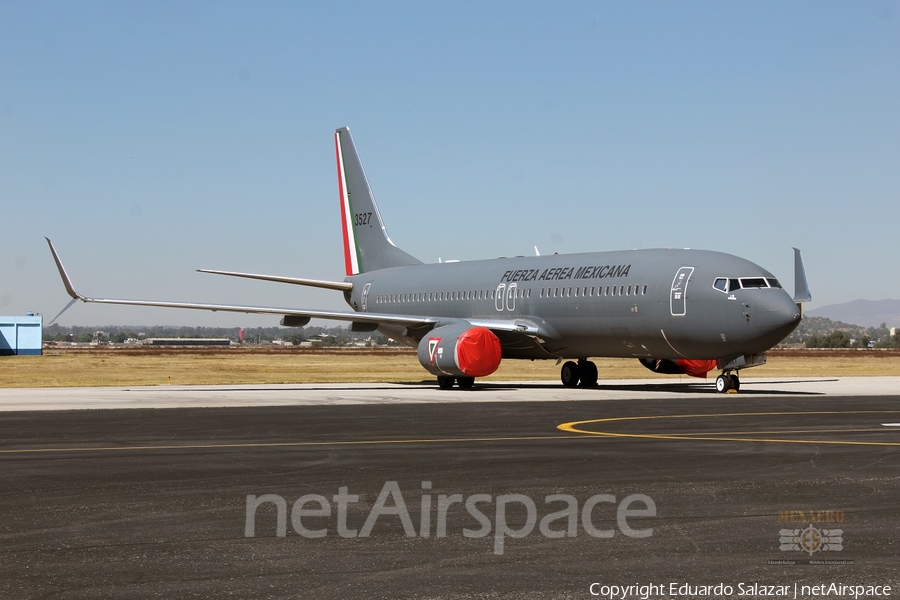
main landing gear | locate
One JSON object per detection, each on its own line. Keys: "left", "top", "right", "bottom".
{"left": 560, "top": 359, "right": 599, "bottom": 388}
{"left": 437, "top": 376, "right": 475, "bottom": 390}
{"left": 715, "top": 372, "right": 740, "bottom": 393}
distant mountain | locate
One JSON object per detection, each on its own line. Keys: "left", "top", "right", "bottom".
{"left": 807, "top": 299, "right": 900, "bottom": 328}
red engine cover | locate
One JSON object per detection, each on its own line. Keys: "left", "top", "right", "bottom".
{"left": 676, "top": 359, "right": 718, "bottom": 379}
{"left": 455, "top": 327, "right": 503, "bottom": 377}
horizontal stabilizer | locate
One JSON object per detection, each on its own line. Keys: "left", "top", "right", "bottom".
{"left": 197, "top": 269, "right": 352, "bottom": 292}
{"left": 44, "top": 238, "right": 433, "bottom": 328}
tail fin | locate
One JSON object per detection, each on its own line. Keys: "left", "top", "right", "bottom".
{"left": 335, "top": 127, "right": 422, "bottom": 275}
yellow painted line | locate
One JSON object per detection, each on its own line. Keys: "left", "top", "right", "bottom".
{"left": 6, "top": 411, "right": 899, "bottom": 455}
{"left": 0, "top": 434, "right": 582, "bottom": 455}
{"left": 560, "top": 409, "right": 900, "bottom": 429}
{"left": 670, "top": 428, "right": 891, "bottom": 436}
{"left": 558, "top": 410, "right": 900, "bottom": 447}
{"left": 558, "top": 431, "right": 900, "bottom": 447}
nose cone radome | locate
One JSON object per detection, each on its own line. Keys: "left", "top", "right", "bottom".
{"left": 757, "top": 290, "right": 802, "bottom": 336}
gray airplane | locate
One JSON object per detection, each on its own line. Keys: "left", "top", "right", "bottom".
{"left": 47, "top": 126, "right": 811, "bottom": 392}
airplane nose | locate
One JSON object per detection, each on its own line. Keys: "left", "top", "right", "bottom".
{"left": 756, "top": 291, "right": 802, "bottom": 332}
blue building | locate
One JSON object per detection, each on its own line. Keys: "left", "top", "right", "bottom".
{"left": 0, "top": 315, "right": 43, "bottom": 356}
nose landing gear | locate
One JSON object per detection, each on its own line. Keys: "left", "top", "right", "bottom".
{"left": 715, "top": 372, "right": 740, "bottom": 393}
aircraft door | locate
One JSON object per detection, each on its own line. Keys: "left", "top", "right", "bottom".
{"left": 495, "top": 284, "right": 505, "bottom": 312}
{"left": 670, "top": 267, "right": 694, "bottom": 317}
{"left": 361, "top": 282, "right": 371, "bottom": 312}
{"left": 506, "top": 283, "right": 517, "bottom": 312}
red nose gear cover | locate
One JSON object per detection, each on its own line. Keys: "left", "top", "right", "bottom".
{"left": 676, "top": 359, "right": 718, "bottom": 378}
{"left": 455, "top": 327, "right": 502, "bottom": 377}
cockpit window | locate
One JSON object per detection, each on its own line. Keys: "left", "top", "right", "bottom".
{"left": 739, "top": 278, "right": 769, "bottom": 289}
{"left": 716, "top": 277, "right": 781, "bottom": 293}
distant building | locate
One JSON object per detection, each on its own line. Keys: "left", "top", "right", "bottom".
{"left": 891, "top": 327, "right": 898, "bottom": 337}
{"left": 0, "top": 315, "right": 43, "bottom": 356}
{"left": 142, "top": 338, "right": 232, "bottom": 347}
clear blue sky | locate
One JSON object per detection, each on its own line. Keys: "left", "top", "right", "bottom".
{"left": 2, "top": 1, "right": 898, "bottom": 327}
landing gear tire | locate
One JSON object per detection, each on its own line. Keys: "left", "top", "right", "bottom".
{"left": 561, "top": 361, "right": 580, "bottom": 388}
{"left": 579, "top": 360, "right": 598, "bottom": 387}
{"left": 437, "top": 376, "right": 455, "bottom": 390}
{"left": 729, "top": 373, "right": 740, "bottom": 392}
{"left": 457, "top": 377, "right": 475, "bottom": 389}
{"left": 715, "top": 374, "right": 731, "bottom": 393}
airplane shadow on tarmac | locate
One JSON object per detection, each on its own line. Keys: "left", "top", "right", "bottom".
{"left": 135, "top": 379, "right": 831, "bottom": 396}
{"left": 405, "top": 379, "right": 833, "bottom": 396}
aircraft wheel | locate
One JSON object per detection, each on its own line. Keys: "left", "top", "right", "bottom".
{"left": 561, "top": 361, "right": 581, "bottom": 388}
{"left": 457, "top": 377, "right": 475, "bottom": 389}
{"left": 579, "top": 361, "right": 598, "bottom": 387}
{"left": 729, "top": 373, "right": 740, "bottom": 392}
{"left": 437, "top": 376, "right": 456, "bottom": 390}
{"left": 715, "top": 374, "right": 731, "bottom": 393}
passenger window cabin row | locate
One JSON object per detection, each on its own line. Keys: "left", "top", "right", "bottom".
{"left": 375, "top": 284, "right": 649, "bottom": 304}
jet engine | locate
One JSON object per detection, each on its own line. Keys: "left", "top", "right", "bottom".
{"left": 639, "top": 358, "right": 718, "bottom": 379}
{"left": 417, "top": 324, "right": 502, "bottom": 378}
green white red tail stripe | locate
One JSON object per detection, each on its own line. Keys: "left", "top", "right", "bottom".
{"left": 335, "top": 131, "right": 360, "bottom": 276}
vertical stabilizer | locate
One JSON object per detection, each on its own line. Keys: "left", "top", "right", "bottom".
{"left": 335, "top": 127, "right": 422, "bottom": 275}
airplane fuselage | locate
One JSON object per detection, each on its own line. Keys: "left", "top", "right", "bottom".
{"left": 347, "top": 248, "right": 801, "bottom": 362}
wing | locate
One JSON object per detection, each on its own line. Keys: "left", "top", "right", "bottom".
{"left": 466, "top": 317, "right": 561, "bottom": 359}
{"left": 46, "top": 238, "right": 560, "bottom": 357}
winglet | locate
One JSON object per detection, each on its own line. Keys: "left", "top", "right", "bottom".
{"left": 45, "top": 238, "right": 85, "bottom": 301}
{"left": 792, "top": 247, "right": 811, "bottom": 304}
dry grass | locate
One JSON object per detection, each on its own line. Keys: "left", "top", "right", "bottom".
{"left": 2, "top": 347, "right": 899, "bottom": 388}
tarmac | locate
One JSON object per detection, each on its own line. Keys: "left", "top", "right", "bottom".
{"left": 2, "top": 376, "right": 900, "bottom": 411}
{"left": 1, "top": 378, "right": 899, "bottom": 599}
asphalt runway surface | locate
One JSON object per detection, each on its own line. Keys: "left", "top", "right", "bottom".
{"left": 2, "top": 379, "right": 899, "bottom": 599}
